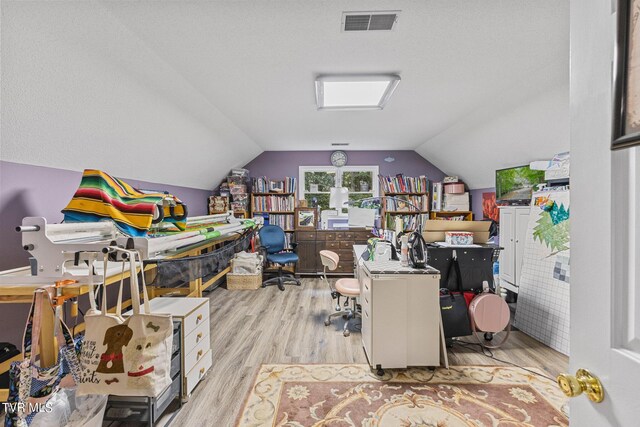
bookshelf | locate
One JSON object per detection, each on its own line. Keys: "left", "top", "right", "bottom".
{"left": 250, "top": 177, "right": 298, "bottom": 248}
{"left": 379, "top": 175, "right": 430, "bottom": 232}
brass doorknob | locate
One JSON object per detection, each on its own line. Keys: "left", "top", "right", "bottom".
{"left": 557, "top": 369, "right": 604, "bottom": 403}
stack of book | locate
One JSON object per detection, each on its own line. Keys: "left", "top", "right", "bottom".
{"left": 252, "top": 194, "right": 295, "bottom": 212}
{"left": 251, "top": 176, "right": 297, "bottom": 194}
{"left": 268, "top": 214, "right": 294, "bottom": 230}
{"left": 379, "top": 174, "right": 429, "bottom": 194}
{"left": 385, "top": 213, "right": 428, "bottom": 231}
{"left": 252, "top": 176, "right": 269, "bottom": 193}
{"left": 385, "top": 194, "right": 429, "bottom": 211}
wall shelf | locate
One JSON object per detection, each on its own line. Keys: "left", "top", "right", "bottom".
{"left": 429, "top": 210, "right": 473, "bottom": 221}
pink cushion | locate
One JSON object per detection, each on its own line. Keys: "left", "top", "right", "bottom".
{"left": 469, "top": 294, "right": 510, "bottom": 333}
{"left": 336, "top": 278, "right": 360, "bottom": 297}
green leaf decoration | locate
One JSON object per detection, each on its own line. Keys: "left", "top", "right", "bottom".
{"left": 533, "top": 211, "right": 570, "bottom": 253}
{"left": 549, "top": 202, "right": 570, "bottom": 225}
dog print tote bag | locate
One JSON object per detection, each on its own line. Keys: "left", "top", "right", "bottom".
{"left": 77, "top": 250, "right": 172, "bottom": 397}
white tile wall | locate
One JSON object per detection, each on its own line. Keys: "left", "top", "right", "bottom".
{"left": 514, "top": 189, "right": 570, "bottom": 355}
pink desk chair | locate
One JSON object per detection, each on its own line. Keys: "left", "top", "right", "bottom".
{"left": 319, "top": 250, "right": 361, "bottom": 337}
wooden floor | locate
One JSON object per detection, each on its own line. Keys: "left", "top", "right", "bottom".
{"left": 165, "top": 278, "right": 568, "bottom": 426}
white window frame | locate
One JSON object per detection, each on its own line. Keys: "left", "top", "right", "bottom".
{"left": 299, "top": 165, "right": 379, "bottom": 214}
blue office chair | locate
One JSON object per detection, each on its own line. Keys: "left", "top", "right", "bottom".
{"left": 258, "top": 225, "right": 301, "bottom": 291}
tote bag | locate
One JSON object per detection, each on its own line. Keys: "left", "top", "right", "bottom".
{"left": 78, "top": 250, "right": 172, "bottom": 397}
{"left": 439, "top": 289, "right": 473, "bottom": 339}
{"left": 4, "top": 289, "right": 82, "bottom": 427}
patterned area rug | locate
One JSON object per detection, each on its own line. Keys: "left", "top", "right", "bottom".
{"left": 236, "top": 364, "right": 568, "bottom": 426}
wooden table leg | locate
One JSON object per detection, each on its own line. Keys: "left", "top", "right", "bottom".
{"left": 39, "top": 297, "right": 57, "bottom": 366}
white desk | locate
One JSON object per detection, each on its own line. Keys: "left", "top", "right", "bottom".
{"left": 357, "top": 257, "right": 448, "bottom": 374}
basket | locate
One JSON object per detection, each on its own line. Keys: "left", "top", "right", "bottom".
{"left": 226, "top": 272, "right": 262, "bottom": 290}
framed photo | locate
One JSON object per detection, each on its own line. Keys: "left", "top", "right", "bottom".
{"left": 482, "top": 192, "right": 499, "bottom": 222}
{"left": 612, "top": 0, "right": 640, "bottom": 149}
{"left": 295, "top": 207, "right": 317, "bottom": 230}
{"left": 208, "top": 196, "right": 229, "bottom": 214}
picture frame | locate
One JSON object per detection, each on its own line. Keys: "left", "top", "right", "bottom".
{"left": 295, "top": 207, "right": 317, "bottom": 230}
{"left": 209, "top": 196, "right": 229, "bottom": 214}
{"left": 612, "top": 0, "right": 640, "bottom": 150}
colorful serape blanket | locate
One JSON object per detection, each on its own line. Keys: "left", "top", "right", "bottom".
{"left": 62, "top": 169, "right": 188, "bottom": 236}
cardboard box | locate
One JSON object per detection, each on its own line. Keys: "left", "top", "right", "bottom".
{"left": 443, "top": 192, "right": 469, "bottom": 211}
{"left": 443, "top": 192, "right": 469, "bottom": 203}
{"left": 422, "top": 220, "right": 491, "bottom": 243}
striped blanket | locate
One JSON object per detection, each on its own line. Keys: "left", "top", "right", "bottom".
{"left": 62, "top": 169, "right": 187, "bottom": 236}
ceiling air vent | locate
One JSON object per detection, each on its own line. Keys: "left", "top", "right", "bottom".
{"left": 342, "top": 11, "right": 399, "bottom": 32}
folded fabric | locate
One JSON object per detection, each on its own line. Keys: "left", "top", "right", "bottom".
{"left": 232, "top": 251, "right": 263, "bottom": 274}
{"left": 62, "top": 169, "right": 187, "bottom": 236}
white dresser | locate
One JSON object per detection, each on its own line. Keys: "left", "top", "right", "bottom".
{"left": 140, "top": 297, "right": 212, "bottom": 399}
{"left": 359, "top": 260, "right": 445, "bottom": 375}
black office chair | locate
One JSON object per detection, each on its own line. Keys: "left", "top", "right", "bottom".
{"left": 258, "top": 225, "right": 301, "bottom": 291}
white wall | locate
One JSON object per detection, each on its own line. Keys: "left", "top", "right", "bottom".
{"left": 416, "top": 84, "right": 569, "bottom": 189}
{"left": 1, "top": 1, "right": 263, "bottom": 190}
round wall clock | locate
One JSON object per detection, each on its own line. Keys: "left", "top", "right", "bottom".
{"left": 330, "top": 150, "right": 348, "bottom": 167}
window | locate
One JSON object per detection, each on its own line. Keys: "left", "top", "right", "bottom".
{"left": 299, "top": 166, "right": 379, "bottom": 213}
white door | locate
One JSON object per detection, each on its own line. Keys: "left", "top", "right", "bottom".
{"left": 570, "top": 0, "right": 640, "bottom": 424}
{"left": 499, "top": 208, "right": 514, "bottom": 284}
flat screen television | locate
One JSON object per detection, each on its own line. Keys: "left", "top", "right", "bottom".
{"left": 495, "top": 165, "right": 546, "bottom": 204}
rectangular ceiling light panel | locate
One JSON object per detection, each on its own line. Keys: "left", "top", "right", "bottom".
{"left": 315, "top": 75, "right": 401, "bottom": 111}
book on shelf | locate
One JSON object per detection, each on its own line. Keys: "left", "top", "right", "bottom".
{"left": 252, "top": 194, "right": 295, "bottom": 212}
{"left": 266, "top": 214, "right": 294, "bottom": 231}
{"left": 385, "top": 194, "right": 429, "bottom": 211}
{"left": 379, "top": 174, "right": 429, "bottom": 194}
{"left": 284, "top": 233, "right": 293, "bottom": 250}
{"left": 252, "top": 176, "right": 269, "bottom": 193}
{"left": 251, "top": 176, "right": 297, "bottom": 194}
{"left": 385, "top": 213, "right": 428, "bottom": 231}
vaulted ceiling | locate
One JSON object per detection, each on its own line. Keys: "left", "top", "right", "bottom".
{"left": 1, "top": 0, "right": 568, "bottom": 189}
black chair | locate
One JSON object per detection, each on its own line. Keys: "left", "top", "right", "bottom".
{"left": 258, "top": 225, "right": 301, "bottom": 291}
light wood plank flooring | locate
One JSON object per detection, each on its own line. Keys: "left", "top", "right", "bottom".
{"left": 164, "top": 278, "right": 568, "bottom": 426}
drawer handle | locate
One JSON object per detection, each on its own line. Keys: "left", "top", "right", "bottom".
{"left": 197, "top": 349, "right": 203, "bottom": 359}
{"left": 199, "top": 368, "right": 205, "bottom": 376}
{"left": 197, "top": 314, "right": 203, "bottom": 323}
{"left": 197, "top": 332, "right": 203, "bottom": 341}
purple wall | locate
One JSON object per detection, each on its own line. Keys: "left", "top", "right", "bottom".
{"left": 243, "top": 150, "right": 445, "bottom": 182}
{"left": 0, "top": 161, "right": 211, "bottom": 271}
{"left": 469, "top": 187, "right": 496, "bottom": 220}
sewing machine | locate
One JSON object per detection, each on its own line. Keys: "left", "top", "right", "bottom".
{"left": 0, "top": 212, "right": 252, "bottom": 286}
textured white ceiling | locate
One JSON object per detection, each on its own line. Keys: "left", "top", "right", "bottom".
{"left": 1, "top": 0, "right": 569, "bottom": 189}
